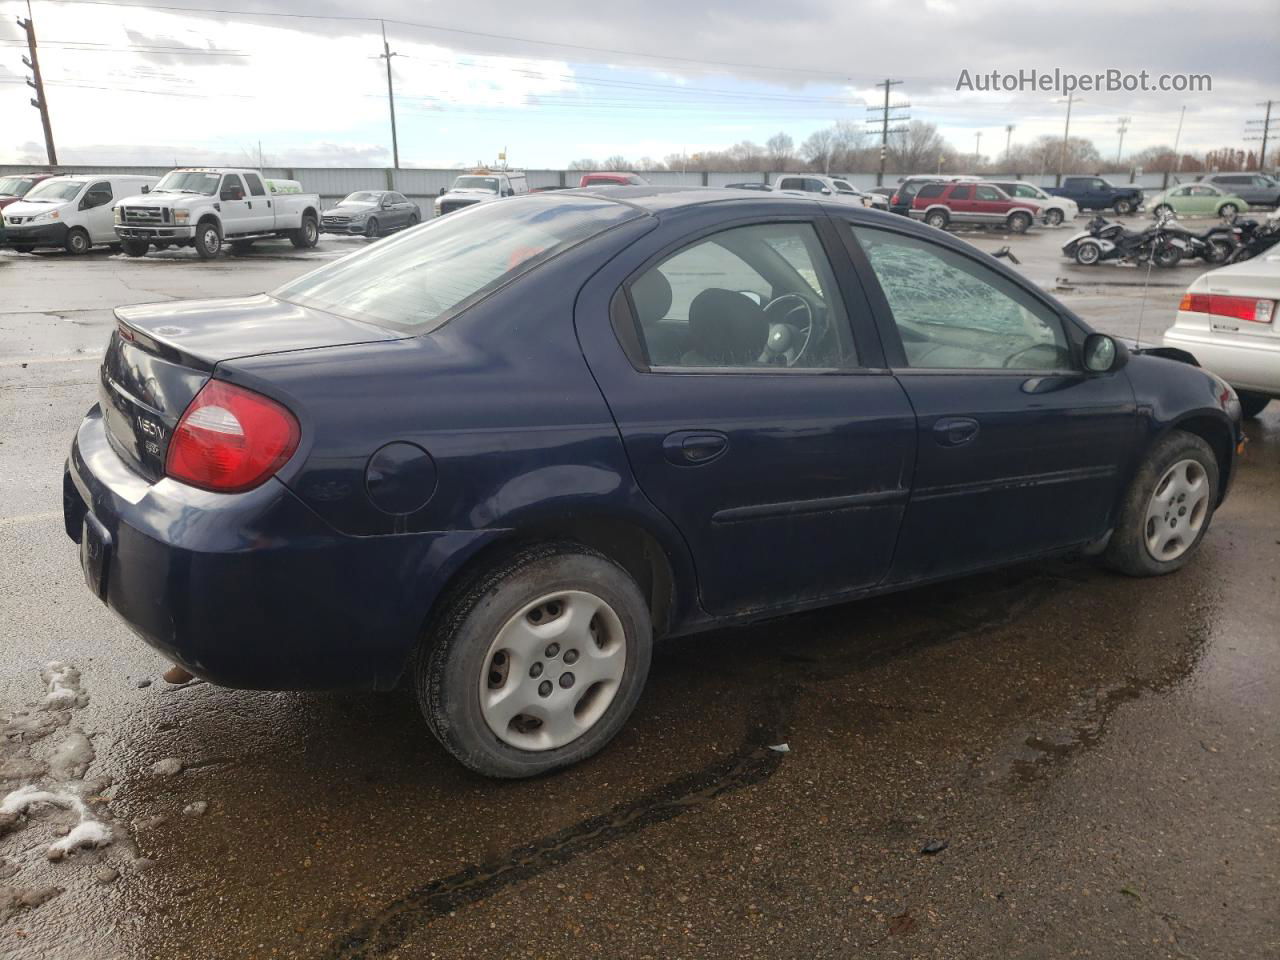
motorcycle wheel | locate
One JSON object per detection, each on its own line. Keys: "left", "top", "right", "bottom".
{"left": 1154, "top": 244, "right": 1182, "bottom": 268}
{"left": 1074, "top": 242, "right": 1101, "bottom": 266}
{"left": 1205, "top": 240, "right": 1232, "bottom": 264}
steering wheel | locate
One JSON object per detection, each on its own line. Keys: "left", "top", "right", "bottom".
{"left": 759, "top": 293, "right": 818, "bottom": 367}
{"left": 1003, "top": 342, "right": 1063, "bottom": 369}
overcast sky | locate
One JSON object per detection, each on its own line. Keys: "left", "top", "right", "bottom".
{"left": 1, "top": 0, "right": 1276, "bottom": 168}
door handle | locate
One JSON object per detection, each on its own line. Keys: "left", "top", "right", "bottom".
{"left": 933, "top": 417, "right": 980, "bottom": 447}
{"left": 246, "top": 201, "right": 252, "bottom": 208}
{"left": 662, "top": 431, "right": 729, "bottom": 466}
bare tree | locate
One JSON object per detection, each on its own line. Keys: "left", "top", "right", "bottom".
{"left": 801, "top": 128, "right": 836, "bottom": 174}
{"left": 766, "top": 132, "right": 794, "bottom": 170}
{"left": 567, "top": 158, "right": 599, "bottom": 170}
{"left": 887, "top": 121, "right": 947, "bottom": 174}
{"left": 602, "top": 155, "right": 631, "bottom": 171}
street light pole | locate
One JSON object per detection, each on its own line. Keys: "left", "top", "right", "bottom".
{"left": 1055, "top": 93, "right": 1080, "bottom": 186}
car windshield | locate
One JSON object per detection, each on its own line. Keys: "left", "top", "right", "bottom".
{"left": 153, "top": 171, "right": 221, "bottom": 195}
{"left": 832, "top": 181, "right": 856, "bottom": 193}
{"left": 22, "top": 180, "right": 83, "bottom": 202}
{"left": 344, "top": 192, "right": 380, "bottom": 203}
{"left": 453, "top": 176, "right": 499, "bottom": 192}
{"left": 273, "top": 196, "right": 641, "bottom": 334}
{"left": 0, "top": 177, "right": 36, "bottom": 198}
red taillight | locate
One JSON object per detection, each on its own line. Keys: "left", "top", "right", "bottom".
{"left": 165, "top": 380, "right": 299, "bottom": 493}
{"left": 890, "top": 193, "right": 900, "bottom": 205}
{"left": 1180, "top": 292, "right": 1275, "bottom": 324}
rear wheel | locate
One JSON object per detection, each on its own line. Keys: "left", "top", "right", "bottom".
{"left": 1153, "top": 204, "right": 1174, "bottom": 219}
{"left": 121, "top": 239, "right": 150, "bottom": 257}
{"left": 1007, "top": 212, "right": 1032, "bottom": 234}
{"left": 1113, "top": 198, "right": 1134, "bottom": 215}
{"left": 418, "top": 544, "right": 652, "bottom": 778}
{"left": 1218, "top": 203, "right": 1238, "bottom": 221}
{"left": 1237, "top": 391, "right": 1271, "bottom": 419}
{"left": 290, "top": 215, "right": 319, "bottom": 249}
{"left": 1205, "top": 238, "right": 1232, "bottom": 264}
{"left": 1044, "top": 208, "right": 1064, "bottom": 226}
{"left": 1153, "top": 243, "right": 1182, "bottom": 268}
{"left": 64, "top": 228, "right": 91, "bottom": 255}
{"left": 194, "top": 222, "right": 222, "bottom": 259}
{"left": 924, "top": 210, "right": 949, "bottom": 229}
{"left": 1104, "top": 431, "right": 1219, "bottom": 577}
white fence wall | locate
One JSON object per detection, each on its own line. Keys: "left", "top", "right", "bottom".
{"left": 0, "top": 164, "right": 1203, "bottom": 212}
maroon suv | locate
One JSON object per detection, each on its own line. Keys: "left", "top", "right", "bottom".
{"left": 909, "top": 181, "right": 1040, "bottom": 233}
{"left": 0, "top": 172, "right": 53, "bottom": 212}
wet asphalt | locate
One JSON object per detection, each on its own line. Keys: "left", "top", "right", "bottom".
{"left": 1, "top": 222, "right": 1277, "bottom": 959}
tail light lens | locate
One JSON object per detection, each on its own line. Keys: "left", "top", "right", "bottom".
{"left": 165, "top": 380, "right": 299, "bottom": 493}
{"left": 890, "top": 193, "right": 900, "bottom": 205}
{"left": 1180, "top": 293, "right": 1275, "bottom": 325}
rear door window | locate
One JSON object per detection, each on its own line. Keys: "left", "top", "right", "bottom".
{"left": 916, "top": 183, "right": 945, "bottom": 199}
{"left": 244, "top": 173, "right": 267, "bottom": 196}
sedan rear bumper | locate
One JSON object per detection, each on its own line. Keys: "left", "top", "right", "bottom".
{"left": 1163, "top": 325, "right": 1280, "bottom": 397}
{"left": 64, "top": 404, "right": 493, "bottom": 691}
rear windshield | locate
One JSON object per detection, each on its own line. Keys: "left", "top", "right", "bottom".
{"left": 23, "top": 180, "right": 84, "bottom": 202}
{"left": 273, "top": 196, "right": 640, "bottom": 334}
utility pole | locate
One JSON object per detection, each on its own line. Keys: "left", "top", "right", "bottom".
{"left": 1245, "top": 99, "right": 1276, "bottom": 173}
{"left": 376, "top": 20, "right": 400, "bottom": 169}
{"left": 973, "top": 130, "right": 983, "bottom": 169}
{"left": 1115, "top": 117, "right": 1130, "bottom": 163}
{"left": 1171, "top": 105, "right": 1186, "bottom": 173}
{"left": 865, "top": 78, "right": 908, "bottom": 187}
{"left": 17, "top": 1, "right": 56, "bottom": 166}
{"left": 1055, "top": 93, "right": 1081, "bottom": 186}
{"left": 1004, "top": 123, "right": 1015, "bottom": 164}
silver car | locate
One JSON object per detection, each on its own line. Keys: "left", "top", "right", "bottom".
{"left": 320, "top": 190, "right": 421, "bottom": 238}
{"left": 1201, "top": 174, "right": 1280, "bottom": 208}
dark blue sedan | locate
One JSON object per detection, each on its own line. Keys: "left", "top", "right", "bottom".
{"left": 64, "top": 187, "right": 1243, "bottom": 777}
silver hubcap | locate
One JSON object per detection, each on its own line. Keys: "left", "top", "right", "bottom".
{"left": 479, "top": 590, "right": 626, "bottom": 751}
{"left": 1144, "top": 459, "right": 1209, "bottom": 562}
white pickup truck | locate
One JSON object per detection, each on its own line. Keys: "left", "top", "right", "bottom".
{"left": 114, "top": 168, "right": 321, "bottom": 259}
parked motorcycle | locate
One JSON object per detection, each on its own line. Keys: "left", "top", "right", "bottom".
{"left": 1223, "top": 215, "right": 1280, "bottom": 264}
{"left": 1160, "top": 216, "right": 1239, "bottom": 264}
{"left": 1061, "top": 214, "right": 1186, "bottom": 268}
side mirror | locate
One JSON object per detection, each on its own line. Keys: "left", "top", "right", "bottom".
{"left": 141, "top": 185, "right": 150, "bottom": 194}
{"left": 1083, "top": 333, "right": 1127, "bottom": 373}
{"left": 820, "top": 187, "right": 832, "bottom": 195}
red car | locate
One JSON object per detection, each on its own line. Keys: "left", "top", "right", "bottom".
{"left": 578, "top": 172, "right": 649, "bottom": 187}
{"left": 0, "top": 172, "right": 54, "bottom": 212}
{"left": 909, "top": 181, "right": 1040, "bottom": 233}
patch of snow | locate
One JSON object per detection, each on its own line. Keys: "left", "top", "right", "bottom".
{"left": 40, "top": 662, "right": 88, "bottom": 711}
{"left": 47, "top": 821, "right": 112, "bottom": 860}
{"left": 49, "top": 731, "right": 95, "bottom": 781}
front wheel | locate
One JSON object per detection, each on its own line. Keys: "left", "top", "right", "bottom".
{"left": 1007, "top": 212, "right": 1032, "bottom": 234}
{"left": 1153, "top": 243, "right": 1182, "bottom": 268}
{"left": 1103, "top": 431, "right": 1219, "bottom": 577}
{"left": 1237, "top": 391, "right": 1271, "bottom": 419}
{"left": 65, "top": 228, "right": 91, "bottom": 255}
{"left": 194, "top": 222, "right": 222, "bottom": 259}
{"left": 363, "top": 217, "right": 380, "bottom": 239}
{"left": 418, "top": 544, "right": 653, "bottom": 778}
{"left": 1204, "top": 238, "right": 1233, "bottom": 264}
{"left": 1044, "top": 208, "right": 1064, "bottom": 226}
{"left": 121, "top": 239, "right": 150, "bottom": 257}
{"left": 289, "top": 215, "right": 319, "bottom": 249}
{"left": 1074, "top": 241, "right": 1102, "bottom": 265}
{"left": 1114, "top": 199, "right": 1134, "bottom": 215}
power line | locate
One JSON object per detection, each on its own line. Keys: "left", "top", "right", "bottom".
{"left": 1244, "top": 99, "right": 1276, "bottom": 171}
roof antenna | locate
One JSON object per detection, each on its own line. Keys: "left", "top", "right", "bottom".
{"left": 1133, "top": 214, "right": 1163, "bottom": 348}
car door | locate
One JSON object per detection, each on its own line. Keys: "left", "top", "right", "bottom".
{"left": 837, "top": 220, "right": 1137, "bottom": 582}
{"left": 973, "top": 184, "right": 1006, "bottom": 222}
{"left": 574, "top": 212, "right": 917, "bottom": 616}
{"left": 1083, "top": 178, "right": 1107, "bottom": 208}
{"left": 947, "top": 184, "right": 974, "bottom": 216}
{"left": 240, "top": 172, "right": 274, "bottom": 232}
{"left": 79, "top": 181, "right": 114, "bottom": 243}
{"left": 217, "top": 174, "right": 254, "bottom": 235}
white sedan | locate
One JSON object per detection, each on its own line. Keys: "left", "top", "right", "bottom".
{"left": 1162, "top": 254, "right": 1280, "bottom": 418}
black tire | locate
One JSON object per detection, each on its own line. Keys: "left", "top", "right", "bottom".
{"left": 1153, "top": 204, "right": 1173, "bottom": 219}
{"left": 290, "top": 215, "right": 319, "bottom": 249}
{"left": 108, "top": 243, "right": 122, "bottom": 254}
{"left": 364, "top": 217, "right": 381, "bottom": 239}
{"left": 10, "top": 244, "right": 34, "bottom": 254}
{"left": 407, "top": 214, "right": 420, "bottom": 228}
{"left": 230, "top": 240, "right": 256, "bottom": 254}
{"left": 1075, "top": 241, "right": 1102, "bottom": 265}
{"left": 1237, "top": 391, "right": 1271, "bottom": 419}
{"left": 1218, "top": 203, "right": 1238, "bottom": 221}
{"left": 194, "top": 221, "right": 222, "bottom": 259}
{"left": 1153, "top": 243, "right": 1182, "bottom": 268}
{"left": 65, "top": 228, "right": 91, "bottom": 255}
{"left": 924, "top": 210, "right": 949, "bottom": 229}
{"left": 1204, "top": 239, "right": 1232, "bottom": 264}
{"left": 121, "top": 239, "right": 150, "bottom": 257}
{"left": 418, "top": 544, "right": 653, "bottom": 778}
{"left": 1103, "top": 431, "right": 1219, "bottom": 577}
{"left": 1007, "top": 212, "right": 1032, "bottom": 234}
{"left": 1114, "top": 198, "right": 1134, "bottom": 215}
{"left": 1044, "top": 208, "right": 1064, "bottom": 226}
{"left": 154, "top": 241, "right": 171, "bottom": 251}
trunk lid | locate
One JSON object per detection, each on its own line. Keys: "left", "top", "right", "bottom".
{"left": 100, "top": 294, "right": 404, "bottom": 481}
